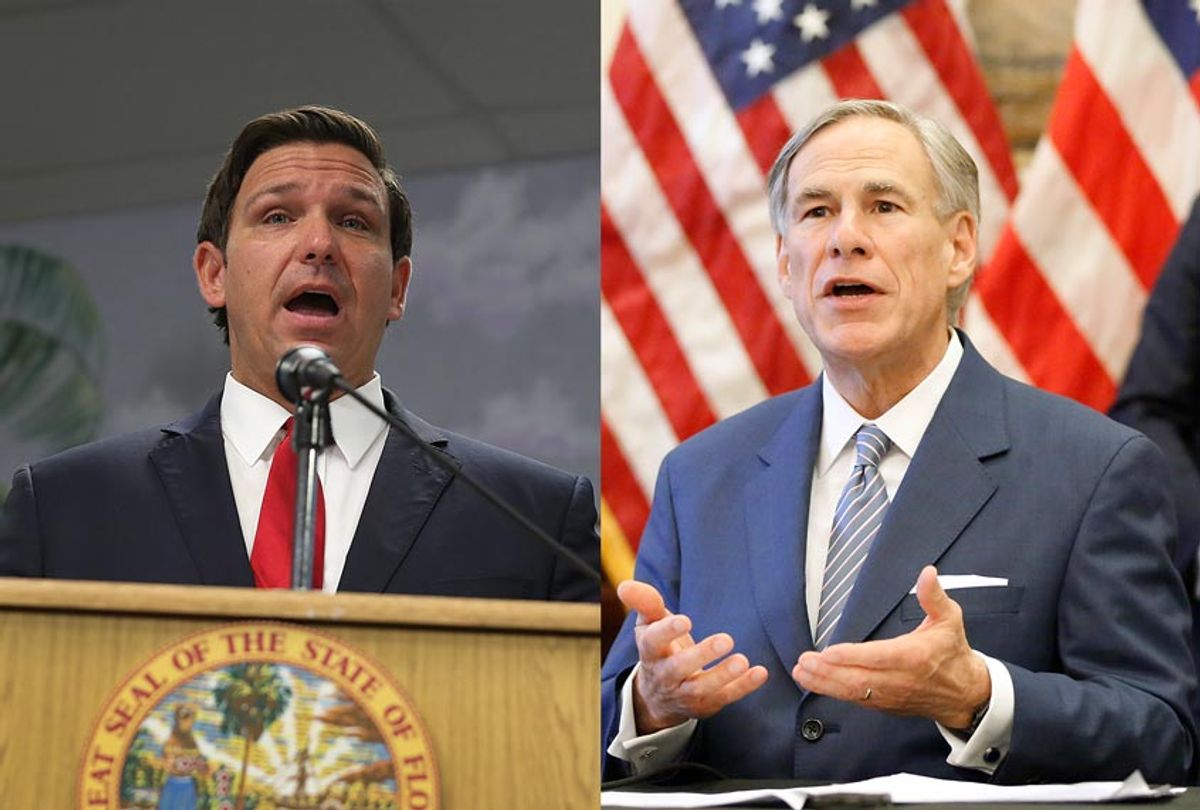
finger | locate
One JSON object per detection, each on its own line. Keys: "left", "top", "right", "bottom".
{"left": 656, "top": 633, "right": 735, "bottom": 682}
{"left": 617, "top": 579, "right": 670, "bottom": 625}
{"left": 680, "top": 654, "right": 767, "bottom": 707}
{"left": 636, "top": 613, "right": 695, "bottom": 660}
{"left": 915, "top": 565, "right": 955, "bottom": 622}
{"left": 792, "top": 652, "right": 870, "bottom": 702}
{"left": 818, "top": 637, "right": 920, "bottom": 670}
{"left": 707, "top": 664, "right": 769, "bottom": 709}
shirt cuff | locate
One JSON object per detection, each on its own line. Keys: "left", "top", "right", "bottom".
{"left": 606, "top": 662, "right": 697, "bottom": 774}
{"left": 937, "top": 653, "right": 1014, "bottom": 774}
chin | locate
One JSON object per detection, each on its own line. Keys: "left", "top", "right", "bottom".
{"left": 816, "top": 322, "right": 891, "bottom": 359}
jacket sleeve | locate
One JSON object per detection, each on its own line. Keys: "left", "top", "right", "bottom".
{"left": 601, "top": 455, "right": 697, "bottom": 779}
{"left": 548, "top": 473, "right": 601, "bottom": 602}
{"left": 999, "top": 435, "right": 1198, "bottom": 784}
{"left": 0, "top": 465, "right": 43, "bottom": 577}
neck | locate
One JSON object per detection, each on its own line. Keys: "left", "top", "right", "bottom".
{"left": 824, "top": 331, "right": 950, "bottom": 419}
{"left": 230, "top": 367, "right": 362, "bottom": 411}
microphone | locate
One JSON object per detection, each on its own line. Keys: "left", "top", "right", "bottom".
{"left": 276, "top": 345, "right": 341, "bottom": 402}
{"left": 271, "top": 348, "right": 602, "bottom": 586}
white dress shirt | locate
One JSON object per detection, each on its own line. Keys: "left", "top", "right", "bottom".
{"left": 611, "top": 332, "right": 1014, "bottom": 774}
{"left": 220, "top": 372, "right": 389, "bottom": 593}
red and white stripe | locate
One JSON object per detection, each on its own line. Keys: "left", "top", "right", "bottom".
{"left": 973, "top": 0, "right": 1200, "bottom": 411}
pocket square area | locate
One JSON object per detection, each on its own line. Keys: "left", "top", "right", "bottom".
{"left": 909, "top": 574, "right": 1009, "bottom": 594}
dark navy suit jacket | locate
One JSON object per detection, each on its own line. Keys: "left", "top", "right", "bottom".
{"left": 601, "top": 335, "right": 1196, "bottom": 783}
{"left": 1111, "top": 196, "right": 1200, "bottom": 583}
{"left": 0, "top": 390, "right": 598, "bottom": 601}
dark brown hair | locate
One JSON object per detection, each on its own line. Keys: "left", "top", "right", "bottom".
{"left": 197, "top": 105, "right": 413, "bottom": 342}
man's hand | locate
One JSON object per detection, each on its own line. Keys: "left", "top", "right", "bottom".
{"left": 792, "top": 566, "right": 991, "bottom": 730}
{"left": 618, "top": 580, "right": 768, "bottom": 735}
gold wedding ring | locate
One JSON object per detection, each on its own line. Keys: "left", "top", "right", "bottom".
{"left": 863, "top": 687, "right": 873, "bottom": 701}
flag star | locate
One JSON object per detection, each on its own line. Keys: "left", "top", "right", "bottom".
{"left": 741, "top": 38, "right": 777, "bottom": 77}
{"left": 716, "top": 0, "right": 743, "bottom": 8}
{"left": 793, "top": 3, "right": 831, "bottom": 41}
{"left": 851, "top": 0, "right": 878, "bottom": 9}
{"left": 753, "top": 0, "right": 784, "bottom": 24}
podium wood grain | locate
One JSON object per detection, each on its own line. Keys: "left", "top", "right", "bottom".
{"left": 0, "top": 578, "right": 600, "bottom": 808}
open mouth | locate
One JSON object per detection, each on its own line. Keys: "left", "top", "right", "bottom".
{"left": 830, "top": 282, "right": 877, "bottom": 297}
{"left": 285, "top": 291, "right": 340, "bottom": 317}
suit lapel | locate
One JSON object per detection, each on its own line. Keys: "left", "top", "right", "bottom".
{"left": 338, "top": 392, "right": 456, "bottom": 592}
{"left": 744, "top": 385, "right": 822, "bottom": 672}
{"left": 827, "top": 337, "right": 1009, "bottom": 647}
{"left": 149, "top": 393, "right": 255, "bottom": 586}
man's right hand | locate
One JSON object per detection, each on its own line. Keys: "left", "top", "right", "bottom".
{"left": 618, "top": 580, "right": 768, "bottom": 735}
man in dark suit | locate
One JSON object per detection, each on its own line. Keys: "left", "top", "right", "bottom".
{"left": 0, "top": 106, "right": 597, "bottom": 601}
{"left": 1110, "top": 195, "right": 1200, "bottom": 722}
{"left": 601, "top": 100, "right": 1195, "bottom": 783}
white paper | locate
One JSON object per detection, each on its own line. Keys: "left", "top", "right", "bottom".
{"left": 601, "top": 770, "right": 1179, "bottom": 808}
{"left": 601, "top": 787, "right": 805, "bottom": 809}
{"left": 909, "top": 575, "right": 1009, "bottom": 594}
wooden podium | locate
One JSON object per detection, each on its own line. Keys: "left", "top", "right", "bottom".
{"left": 0, "top": 578, "right": 599, "bottom": 808}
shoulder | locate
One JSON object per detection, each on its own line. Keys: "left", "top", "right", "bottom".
{"left": 665, "top": 386, "right": 812, "bottom": 467}
{"left": 22, "top": 394, "right": 220, "bottom": 483}
{"left": 999, "top": 374, "right": 1145, "bottom": 453}
{"left": 25, "top": 426, "right": 173, "bottom": 482}
{"left": 386, "top": 393, "right": 588, "bottom": 497}
{"left": 947, "top": 352, "right": 1167, "bottom": 504}
{"left": 949, "top": 337, "right": 1145, "bottom": 463}
{"left": 440, "top": 427, "right": 587, "bottom": 493}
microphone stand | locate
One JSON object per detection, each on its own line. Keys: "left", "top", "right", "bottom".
{"left": 331, "top": 377, "right": 601, "bottom": 586}
{"left": 291, "top": 388, "right": 333, "bottom": 591}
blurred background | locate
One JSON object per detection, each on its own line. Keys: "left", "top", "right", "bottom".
{"left": 0, "top": 0, "right": 600, "bottom": 491}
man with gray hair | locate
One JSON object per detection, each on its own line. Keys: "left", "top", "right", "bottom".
{"left": 601, "top": 100, "right": 1196, "bottom": 784}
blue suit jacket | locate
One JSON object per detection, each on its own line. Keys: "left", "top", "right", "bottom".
{"left": 0, "top": 390, "right": 598, "bottom": 601}
{"left": 602, "top": 336, "right": 1196, "bottom": 783}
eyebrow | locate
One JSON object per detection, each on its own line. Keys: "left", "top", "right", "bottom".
{"left": 794, "top": 181, "right": 916, "bottom": 206}
{"left": 862, "top": 180, "right": 916, "bottom": 206}
{"left": 797, "top": 185, "right": 834, "bottom": 202}
{"left": 242, "top": 182, "right": 384, "bottom": 214}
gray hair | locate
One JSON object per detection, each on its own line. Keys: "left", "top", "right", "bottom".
{"left": 765, "top": 99, "right": 980, "bottom": 322}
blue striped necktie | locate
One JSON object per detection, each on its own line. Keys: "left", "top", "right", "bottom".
{"left": 814, "top": 424, "right": 892, "bottom": 649}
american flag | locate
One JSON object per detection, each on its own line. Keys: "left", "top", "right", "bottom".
{"left": 600, "top": 0, "right": 1200, "bottom": 585}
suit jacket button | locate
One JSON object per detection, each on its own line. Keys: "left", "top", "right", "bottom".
{"left": 983, "top": 747, "right": 1001, "bottom": 764}
{"left": 801, "top": 718, "right": 824, "bottom": 741}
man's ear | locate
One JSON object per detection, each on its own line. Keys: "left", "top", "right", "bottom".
{"left": 776, "top": 233, "right": 794, "bottom": 300}
{"left": 946, "top": 211, "right": 977, "bottom": 289}
{"left": 194, "top": 241, "right": 227, "bottom": 308}
{"left": 388, "top": 256, "right": 413, "bottom": 321}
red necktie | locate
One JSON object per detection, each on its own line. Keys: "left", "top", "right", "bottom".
{"left": 251, "top": 419, "right": 325, "bottom": 589}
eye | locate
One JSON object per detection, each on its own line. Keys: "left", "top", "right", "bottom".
{"left": 263, "top": 211, "right": 291, "bottom": 225}
{"left": 875, "top": 200, "right": 899, "bottom": 213}
{"left": 803, "top": 205, "right": 830, "bottom": 219}
{"left": 340, "top": 215, "right": 369, "bottom": 231}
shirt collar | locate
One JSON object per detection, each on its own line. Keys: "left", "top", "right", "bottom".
{"left": 220, "top": 372, "right": 389, "bottom": 469}
{"left": 817, "top": 330, "right": 964, "bottom": 476}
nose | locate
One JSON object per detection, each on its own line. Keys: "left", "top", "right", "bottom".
{"left": 299, "top": 216, "right": 339, "bottom": 266}
{"left": 828, "top": 210, "right": 871, "bottom": 259}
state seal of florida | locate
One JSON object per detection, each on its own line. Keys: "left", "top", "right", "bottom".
{"left": 78, "top": 622, "right": 439, "bottom": 810}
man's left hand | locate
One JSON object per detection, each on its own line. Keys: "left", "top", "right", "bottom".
{"left": 792, "top": 565, "right": 991, "bottom": 730}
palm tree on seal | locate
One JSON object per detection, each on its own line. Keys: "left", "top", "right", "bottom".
{"left": 0, "top": 244, "right": 105, "bottom": 498}
{"left": 213, "top": 664, "right": 292, "bottom": 810}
